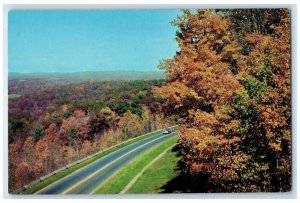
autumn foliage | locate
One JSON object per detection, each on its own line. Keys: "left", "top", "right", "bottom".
{"left": 8, "top": 9, "right": 291, "bottom": 193}
{"left": 154, "top": 9, "right": 291, "bottom": 192}
{"left": 8, "top": 80, "right": 175, "bottom": 192}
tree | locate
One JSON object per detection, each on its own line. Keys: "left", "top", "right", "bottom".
{"left": 226, "top": 9, "right": 289, "bottom": 55}
{"left": 8, "top": 79, "right": 174, "bottom": 191}
{"left": 233, "top": 9, "right": 291, "bottom": 191}
{"left": 14, "top": 162, "right": 35, "bottom": 189}
{"left": 8, "top": 141, "right": 23, "bottom": 192}
{"left": 119, "top": 111, "right": 143, "bottom": 139}
{"left": 154, "top": 9, "right": 291, "bottom": 192}
{"left": 88, "top": 107, "right": 118, "bottom": 140}
{"left": 35, "top": 123, "right": 59, "bottom": 174}
{"left": 154, "top": 10, "right": 244, "bottom": 190}
{"left": 31, "top": 125, "right": 45, "bottom": 142}
{"left": 68, "top": 127, "right": 79, "bottom": 150}
{"left": 9, "top": 118, "right": 27, "bottom": 143}
{"left": 23, "top": 136, "right": 36, "bottom": 163}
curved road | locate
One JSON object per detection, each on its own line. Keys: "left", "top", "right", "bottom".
{"left": 35, "top": 131, "right": 177, "bottom": 194}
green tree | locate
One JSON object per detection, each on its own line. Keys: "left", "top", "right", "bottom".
{"left": 68, "top": 127, "right": 79, "bottom": 149}
{"left": 31, "top": 125, "right": 45, "bottom": 142}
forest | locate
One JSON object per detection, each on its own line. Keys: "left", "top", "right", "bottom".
{"left": 8, "top": 78, "right": 175, "bottom": 192}
{"left": 154, "top": 9, "right": 291, "bottom": 192}
{"left": 9, "top": 8, "right": 291, "bottom": 193}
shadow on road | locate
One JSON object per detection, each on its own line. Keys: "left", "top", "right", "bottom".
{"left": 159, "top": 145, "right": 210, "bottom": 193}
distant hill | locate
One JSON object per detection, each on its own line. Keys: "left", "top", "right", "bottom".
{"left": 8, "top": 71, "right": 166, "bottom": 80}
{"left": 8, "top": 71, "right": 167, "bottom": 96}
{"left": 8, "top": 71, "right": 166, "bottom": 84}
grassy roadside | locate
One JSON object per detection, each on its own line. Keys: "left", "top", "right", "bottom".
{"left": 126, "top": 144, "right": 181, "bottom": 193}
{"left": 92, "top": 135, "right": 178, "bottom": 194}
{"left": 20, "top": 128, "right": 177, "bottom": 194}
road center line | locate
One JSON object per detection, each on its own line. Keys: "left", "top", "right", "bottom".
{"left": 60, "top": 133, "right": 174, "bottom": 194}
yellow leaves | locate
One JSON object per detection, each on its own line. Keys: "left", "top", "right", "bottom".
{"left": 212, "top": 151, "right": 251, "bottom": 184}
{"left": 153, "top": 81, "right": 203, "bottom": 110}
{"left": 282, "top": 129, "right": 291, "bottom": 143}
{"left": 154, "top": 9, "right": 290, "bottom": 191}
{"left": 266, "top": 107, "right": 272, "bottom": 113}
{"left": 245, "top": 33, "right": 264, "bottom": 44}
{"left": 239, "top": 15, "right": 291, "bottom": 188}
{"left": 215, "top": 39, "right": 224, "bottom": 45}
{"left": 23, "top": 136, "right": 35, "bottom": 149}
{"left": 100, "top": 107, "right": 116, "bottom": 122}
{"left": 253, "top": 162, "right": 269, "bottom": 172}
{"left": 118, "top": 111, "right": 143, "bottom": 137}
{"left": 222, "top": 40, "right": 242, "bottom": 61}
{"left": 207, "top": 14, "right": 229, "bottom": 35}
{"left": 179, "top": 127, "right": 202, "bottom": 146}
{"left": 269, "top": 141, "right": 282, "bottom": 152}
{"left": 228, "top": 119, "right": 241, "bottom": 132}
{"left": 189, "top": 109, "right": 218, "bottom": 128}
{"left": 189, "top": 89, "right": 202, "bottom": 100}
{"left": 61, "top": 104, "right": 69, "bottom": 114}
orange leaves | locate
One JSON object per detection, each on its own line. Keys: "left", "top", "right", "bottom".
{"left": 60, "top": 110, "right": 90, "bottom": 141}
{"left": 14, "top": 162, "right": 32, "bottom": 189}
{"left": 154, "top": 82, "right": 202, "bottom": 110}
{"left": 154, "top": 10, "right": 244, "bottom": 183}
{"left": 45, "top": 123, "right": 58, "bottom": 141}
{"left": 240, "top": 11, "right": 291, "bottom": 158}
{"left": 188, "top": 110, "right": 217, "bottom": 129}
{"left": 233, "top": 10, "right": 291, "bottom": 191}
{"left": 61, "top": 104, "right": 69, "bottom": 114}
{"left": 180, "top": 124, "right": 242, "bottom": 177}
{"left": 214, "top": 152, "right": 250, "bottom": 180}
{"left": 154, "top": 9, "right": 291, "bottom": 192}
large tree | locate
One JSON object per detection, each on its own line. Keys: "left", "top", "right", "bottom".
{"left": 154, "top": 9, "right": 291, "bottom": 192}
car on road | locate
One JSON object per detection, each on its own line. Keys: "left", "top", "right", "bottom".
{"left": 163, "top": 128, "right": 172, "bottom": 134}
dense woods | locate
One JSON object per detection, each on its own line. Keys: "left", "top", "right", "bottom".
{"left": 8, "top": 8, "right": 291, "bottom": 193}
{"left": 154, "top": 9, "right": 291, "bottom": 192}
{"left": 9, "top": 79, "right": 175, "bottom": 192}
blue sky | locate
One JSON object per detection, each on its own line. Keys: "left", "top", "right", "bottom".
{"left": 8, "top": 10, "right": 180, "bottom": 73}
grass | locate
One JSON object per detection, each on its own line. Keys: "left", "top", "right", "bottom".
{"left": 93, "top": 135, "right": 178, "bottom": 194}
{"left": 126, "top": 144, "right": 181, "bottom": 194}
{"left": 20, "top": 128, "right": 175, "bottom": 194}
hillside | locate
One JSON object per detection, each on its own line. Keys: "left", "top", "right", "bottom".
{"left": 8, "top": 71, "right": 166, "bottom": 84}
{"left": 8, "top": 79, "right": 176, "bottom": 192}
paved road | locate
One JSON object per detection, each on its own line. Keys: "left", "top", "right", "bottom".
{"left": 35, "top": 131, "right": 177, "bottom": 194}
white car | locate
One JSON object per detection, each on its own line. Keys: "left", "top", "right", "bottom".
{"left": 163, "top": 128, "right": 172, "bottom": 134}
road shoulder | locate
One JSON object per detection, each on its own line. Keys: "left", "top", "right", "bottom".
{"left": 91, "top": 134, "right": 178, "bottom": 194}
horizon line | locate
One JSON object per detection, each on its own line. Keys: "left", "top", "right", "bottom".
{"left": 9, "top": 70, "right": 165, "bottom": 74}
